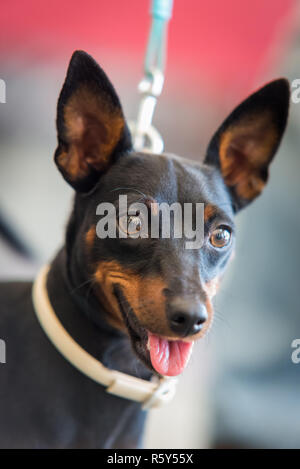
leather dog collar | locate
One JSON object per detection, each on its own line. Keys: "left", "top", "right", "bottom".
{"left": 32, "top": 265, "right": 177, "bottom": 409}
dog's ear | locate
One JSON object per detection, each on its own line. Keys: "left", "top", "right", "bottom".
{"left": 205, "top": 79, "right": 290, "bottom": 210}
{"left": 54, "top": 50, "right": 132, "bottom": 192}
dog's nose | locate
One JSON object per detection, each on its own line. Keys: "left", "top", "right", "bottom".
{"left": 167, "top": 298, "right": 208, "bottom": 337}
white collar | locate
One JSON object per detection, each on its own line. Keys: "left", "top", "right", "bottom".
{"left": 32, "top": 265, "right": 177, "bottom": 409}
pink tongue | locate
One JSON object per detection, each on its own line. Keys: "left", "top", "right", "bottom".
{"left": 148, "top": 333, "right": 193, "bottom": 376}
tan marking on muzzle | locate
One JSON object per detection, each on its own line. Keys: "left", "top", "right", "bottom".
{"left": 93, "top": 262, "right": 220, "bottom": 341}
{"left": 93, "top": 261, "right": 168, "bottom": 334}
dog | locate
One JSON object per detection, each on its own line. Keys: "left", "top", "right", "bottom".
{"left": 0, "top": 50, "right": 289, "bottom": 448}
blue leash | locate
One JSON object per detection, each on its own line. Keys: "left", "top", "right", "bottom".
{"left": 130, "top": 0, "right": 174, "bottom": 153}
{"left": 145, "top": 0, "right": 173, "bottom": 78}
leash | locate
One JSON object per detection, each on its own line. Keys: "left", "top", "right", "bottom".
{"left": 32, "top": 265, "right": 177, "bottom": 410}
{"left": 129, "top": 0, "right": 174, "bottom": 153}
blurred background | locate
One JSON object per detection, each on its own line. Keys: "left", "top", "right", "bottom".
{"left": 0, "top": 0, "right": 299, "bottom": 448}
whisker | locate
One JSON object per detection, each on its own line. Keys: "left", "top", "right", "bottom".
{"left": 70, "top": 278, "right": 94, "bottom": 294}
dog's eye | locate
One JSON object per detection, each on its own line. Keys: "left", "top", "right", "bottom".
{"left": 118, "top": 214, "right": 142, "bottom": 237}
{"left": 210, "top": 226, "right": 231, "bottom": 248}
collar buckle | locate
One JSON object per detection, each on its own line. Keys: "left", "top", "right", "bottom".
{"left": 142, "top": 376, "right": 178, "bottom": 410}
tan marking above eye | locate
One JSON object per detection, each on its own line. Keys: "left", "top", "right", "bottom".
{"left": 85, "top": 225, "right": 96, "bottom": 250}
{"left": 204, "top": 204, "right": 216, "bottom": 222}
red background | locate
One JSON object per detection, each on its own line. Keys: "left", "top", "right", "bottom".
{"left": 0, "top": 0, "right": 296, "bottom": 99}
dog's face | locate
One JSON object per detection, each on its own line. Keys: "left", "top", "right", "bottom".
{"left": 54, "top": 51, "right": 289, "bottom": 376}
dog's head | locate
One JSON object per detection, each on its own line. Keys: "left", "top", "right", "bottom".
{"left": 55, "top": 51, "right": 289, "bottom": 376}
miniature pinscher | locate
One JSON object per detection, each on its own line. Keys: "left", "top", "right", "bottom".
{"left": 0, "top": 51, "right": 289, "bottom": 448}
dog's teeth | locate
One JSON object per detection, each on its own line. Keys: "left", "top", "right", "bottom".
{"left": 147, "top": 337, "right": 151, "bottom": 351}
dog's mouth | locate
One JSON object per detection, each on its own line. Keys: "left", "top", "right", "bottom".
{"left": 113, "top": 285, "right": 193, "bottom": 377}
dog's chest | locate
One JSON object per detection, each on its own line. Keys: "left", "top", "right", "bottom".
{"left": 0, "top": 282, "right": 146, "bottom": 448}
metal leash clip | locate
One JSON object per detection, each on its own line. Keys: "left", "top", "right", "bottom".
{"left": 129, "top": 0, "right": 173, "bottom": 154}
{"left": 130, "top": 68, "right": 164, "bottom": 154}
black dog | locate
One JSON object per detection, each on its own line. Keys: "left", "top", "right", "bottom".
{"left": 0, "top": 51, "right": 289, "bottom": 448}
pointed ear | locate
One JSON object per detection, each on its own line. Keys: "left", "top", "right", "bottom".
{"left": 205, "top": 79, "right": 290, "bottom": 210}
{"left": 54, "top": 50, "right": 132, "bottom": 192}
